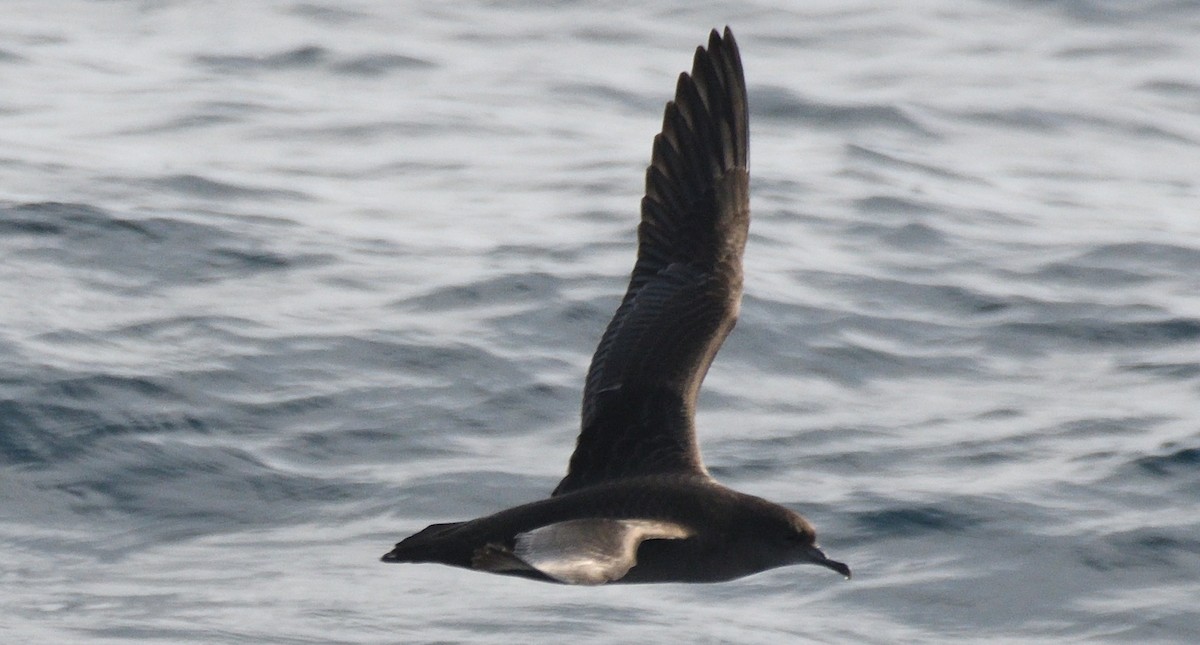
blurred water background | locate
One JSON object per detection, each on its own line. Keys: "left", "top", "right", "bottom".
{"left": 3, "top": 1, "right": 1200, "bottom": 643}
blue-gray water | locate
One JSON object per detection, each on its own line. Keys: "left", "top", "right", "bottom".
{"left": 3, "top": 2, "right": 1199, "bottom": 643}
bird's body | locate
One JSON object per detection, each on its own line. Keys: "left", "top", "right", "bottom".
{"left": 385, "top": 474, "right": 842, "bottom": 584}
{"left": 382, "top": 27, "right": 850, "bottom": 585}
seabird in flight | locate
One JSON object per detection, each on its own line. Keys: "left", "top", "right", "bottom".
{"left": 382, "top": 27, "right": 850, "bottom": 585}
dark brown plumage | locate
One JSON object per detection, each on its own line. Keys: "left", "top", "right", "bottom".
{"left": 382, "top": 27, "right": 849, "bottom": 585}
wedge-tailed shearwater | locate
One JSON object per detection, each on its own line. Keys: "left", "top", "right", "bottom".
{"left": 382, "top": 27, "right": 850, "bottom": 585}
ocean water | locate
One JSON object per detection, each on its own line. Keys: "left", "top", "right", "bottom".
{"left": 3, "top": 1, "right": 1199, "bottom": 642}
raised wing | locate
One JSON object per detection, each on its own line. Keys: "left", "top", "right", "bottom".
{"left": 553, "top": 28, "right": 749, "bottom": 496}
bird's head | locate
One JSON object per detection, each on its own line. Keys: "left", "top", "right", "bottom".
{"left": 742, "top": 497, "right": 851, "bottom": 579}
